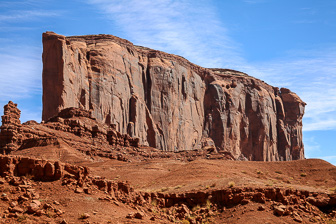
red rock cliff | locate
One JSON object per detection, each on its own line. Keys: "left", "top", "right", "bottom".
{"left": 42, "top": 31, "right": 305, "bottom": 161}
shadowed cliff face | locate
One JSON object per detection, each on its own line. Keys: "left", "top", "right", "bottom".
{"left": 42, "top": 31, "right": 305, "bottom": 161}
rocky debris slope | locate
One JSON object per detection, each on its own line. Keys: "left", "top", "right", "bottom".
{"left": 42, "top": 31, "right": 305, "bottom": 161}
{"left": 0, "top": 101, "right": 233, "bottom": 162}
{"left": 0, "top": 154, "right": 335, "bottom": 223}
{"left": 0, "top": 102, "right": 139, "bottom": 158}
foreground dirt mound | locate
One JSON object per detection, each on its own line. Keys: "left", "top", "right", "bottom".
{"left": 0, "top": 154, "right": 335, "bottom": 223}
{"left": 42, "top": 31, "right": 305, "bottom": 161}
{"left": 0, "top": 103, "right": 335, "bottom": 223}
{"left": 0, "top": 101, "right": 236, "bottom": 164}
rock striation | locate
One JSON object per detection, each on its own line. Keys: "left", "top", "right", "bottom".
{"left": 0, "top": 101, "right": 239, "bottom": 162}
{"left": 42, "top": 31, "right": 305, "bottom": 161}
{"left": 0, "top": 101, "right": 140, "bottom": 157}
{"left": 0, "top": 101, "right": 22, "bottom": 154}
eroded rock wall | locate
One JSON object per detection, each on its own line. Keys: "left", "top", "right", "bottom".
{"left": 42, "top": 32, "right": 305, "bottom": 161}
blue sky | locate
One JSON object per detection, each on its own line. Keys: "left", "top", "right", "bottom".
{"left": 0, "top": 0, "right": 335, "bottom": 164}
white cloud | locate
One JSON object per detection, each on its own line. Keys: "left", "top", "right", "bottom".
{"left": 242, "top": 48, "right": 336, "bottom": 131}
{"left": 303, "top": 135, "right": 320, "bottom": 155}
{"left": 88, "top": 0, "right": 336, "bottom": 132}
{"left": 319, "top": 155, "right": 336, "bottom": 166}
{"left": 88, "top": 0, "right": 243, "bottom": 68}
{"left": 0, "top": 46, "right": 42, "bottom": 99}
{"left": 0, "top": 0, "right": 41, "bottom": 7}
{"left": 0, "top": 45, "right": 42, "bottom": 123}
{"left": 0, "top": 10, "right": 60, "bottom": 23}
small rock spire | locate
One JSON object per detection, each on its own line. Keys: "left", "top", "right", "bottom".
{"left": 1, "top": 101, "right": 21, "bottom": 126}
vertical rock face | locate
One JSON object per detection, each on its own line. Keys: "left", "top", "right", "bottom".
{"left": 0, "top": 101, "right": 22, "bottom": 154}
{"left": 42, "top": 32, "right": 305, "bottom": 161}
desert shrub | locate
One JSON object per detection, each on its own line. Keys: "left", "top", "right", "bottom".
{"left": 228, "top": 181, "right": 235, "bottom": 188}
{"left": 78, "top": 213, "right": 89, "bottom": 219}
{"left": 46, "top": 211, "right": 55, "bottom": 218}
{"left": 300, "top": 173, "right": 307, "bottom": 177}
{"left": 327, "top": 220, "right": 336, "bottom": 224}
{"left": 205, "top": 199, "right": 211, "bottom": 209}
{"left": 151, "top": 199, "right": 158, "bottom": 206}
{"left": 160, "top": 187, "right": 169, "bottom": 192}
{"left": 192, "top": 204, "right": 200, "bottom": 212}
{"left": 25, "top": 173, "right": 34, "bottom": 180}
{"left": 329, "top": 187, "right": 336, "bottom": 193}
{"left": 275, "top": 171, "right": 282, "bottom": 174}
{"left": 17, "top": 215, "right": 27, "bottom": 222}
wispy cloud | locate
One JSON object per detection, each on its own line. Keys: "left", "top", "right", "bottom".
{"left": 0, "top": 45, "right": 42, "bottom": 122}
{"left": 88, "top": 0, "right": 242, "bottom": 68}
{"left": 0, "top": 0, "right": 61, "bottom": 123}
{"left": 303, "top": 136, "right": 320, "bottom": 155}
{"left": 0, "top": 10, "right": 61, "bottom": 23}
{"left": 88, "top": 0, "right": 336, "bottom": 132}
{"left": 0, "top": 46, "right": 42, "bottom": 99}
{"left": 243, "top": 48, "right": 336, "bottom": 131}
{"left": 319, "top": 155, "right": 336, "bottom": 165}
{"left": 0, "top": 0, "right": 42, "bottom": 8}
{"left": 0, "top": 26, "right": 36, "bottom": 32}
{"left": 243, "top": 0, "right": 268, "bottom": 4}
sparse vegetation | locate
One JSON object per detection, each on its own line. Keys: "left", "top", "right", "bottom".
{"left": 205, "top": 199, "right": 211, "bottom": 209}
{"left": 78, "top": 213, "right": 89, "bottom": 219}
{"left": 25, "top": 173, "right": 34, "bottom": 180}
{"left": 241, "top": 170, "right": 247, "bottom": 174}
{"left": 300, "top": 173, "right": 307, "bottom": 177}
{"left": 192, "top": 204, "right": 201, "bottom": 212}
{"left": 181, "top": 220, "right": 190, "bottom": 224}
{"left": 329, "top": 186, "right": 336, "bottom": 193}
{"left": 210, "top": 183, "right": 216, "bottom": 188}
{"left": 275, "top": 171, "right": 282, "bottom": 174}
{"left": 326, "top": 220, "right": 336, "bottom": 224}
{"left": 228, "top": 181, "right": 235, "bottom": 188}
{"left": 266, "top": 180, "right": 273, "bottom": 187}
{"left": 257, "top": 170, "right": 263, "bottom": 175}
{"left": 160, "top": 187, "right": 169, "bottom": 192}
{"left": 151, "top": 199, "right": 158, "bottom": 206}
{"left": 17, "top": 215, "right": 28, "bottom": 222}
{"left": 46, "top": 210, "right": 55, "bottom": 218}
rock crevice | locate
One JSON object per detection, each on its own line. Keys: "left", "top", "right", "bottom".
{"left": 42, "top": 31, "right": 305, "bottom": 161}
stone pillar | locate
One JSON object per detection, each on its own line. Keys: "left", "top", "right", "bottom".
{"left": 0, "top": 101, "right": 22, "bottom": 154}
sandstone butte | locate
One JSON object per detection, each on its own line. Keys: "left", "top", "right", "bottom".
{"left": 42, "top": 31, "right": 306, "bottom": 162}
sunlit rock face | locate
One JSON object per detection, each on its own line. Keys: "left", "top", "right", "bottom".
{"left": 42, "top": 31, "right": 305, "bottom": 161}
